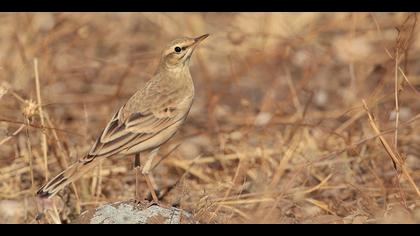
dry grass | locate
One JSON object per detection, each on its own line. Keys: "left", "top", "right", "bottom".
{"left": 0, "top": 12, "right": 419, "bottom": 224}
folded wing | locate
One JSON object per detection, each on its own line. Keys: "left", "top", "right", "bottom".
{"left": 80, "top": 103, "right": 182, "bottom": 164}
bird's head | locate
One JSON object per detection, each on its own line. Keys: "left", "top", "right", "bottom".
{"left": 160, "top": 34, "right": 209, "bottom": 70}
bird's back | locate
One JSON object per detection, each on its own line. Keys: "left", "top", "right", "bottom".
{"left": 121, "top": 70, "right": 194, "bottom": 123}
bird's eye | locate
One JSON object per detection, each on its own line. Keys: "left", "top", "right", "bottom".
{"left": 174, "top": 46, "right": 182, "bottom": 53}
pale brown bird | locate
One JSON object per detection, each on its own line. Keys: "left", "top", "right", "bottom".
{"left": 37, "top": 34, "right": 209, "bottom": 201}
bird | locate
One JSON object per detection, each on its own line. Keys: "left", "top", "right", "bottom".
{"left": 36, "top": 34, "right": 209, "bottom": 202}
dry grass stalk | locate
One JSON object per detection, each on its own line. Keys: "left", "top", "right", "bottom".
{"left": 362, "top": 100, "right": 420, "bottom": 198}
{"left": 33, "top": 58, "right": 49, "bottom": 181}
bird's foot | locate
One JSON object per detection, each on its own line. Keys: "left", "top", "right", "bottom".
{"left": 146, "top": 200, "right": 160, "bottom": 208}
{"left": 145, "top": 200, "right": 175, "bottom": 209}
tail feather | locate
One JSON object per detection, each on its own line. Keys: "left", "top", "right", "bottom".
{"left": 36, "top": 161, "right": 97, "bottom": 198}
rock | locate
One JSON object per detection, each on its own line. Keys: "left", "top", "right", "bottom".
{"left": 76, "top": 200, "right": 197, "bottom": 224}
{"left": 254, "top": 112, "right": 272, "bottom": 127}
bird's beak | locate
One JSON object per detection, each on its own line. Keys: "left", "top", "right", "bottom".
{"left": 185, "top": 34, "right": 209, "bottom": 56}
{"left": 193, "top": 34, "right": 209, "bottom": 45}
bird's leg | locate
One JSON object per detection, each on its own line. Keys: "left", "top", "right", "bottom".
{"left": 142, "top": 148, "right": 159, "bottom": 204}
{"left": 144, "top": 176, "right": 159, "bottom": 204}
{"left": 133, "top": 153, "right": 141, "bottom": 202}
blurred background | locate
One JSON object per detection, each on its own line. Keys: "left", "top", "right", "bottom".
{"left": 0, "top": 13, "right": 419, "bottom": 223}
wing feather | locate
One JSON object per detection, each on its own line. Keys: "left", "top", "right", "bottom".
{"left": 78, "top": 79, "right": 191, "bottom": 164}
{"left": 80, "top": 106, "right": 182, "bottom": 163}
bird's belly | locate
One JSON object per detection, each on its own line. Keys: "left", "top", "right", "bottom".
{"left": 121, "top": 119, "right": 184, "bottom": 155}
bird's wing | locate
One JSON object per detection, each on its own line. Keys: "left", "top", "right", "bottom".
{"left": 79, "top": 87, "right": 188, "bottom": 163}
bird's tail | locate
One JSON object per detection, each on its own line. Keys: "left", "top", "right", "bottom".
{"left": 36, "top": 160, "right": 97, "bottom": 199}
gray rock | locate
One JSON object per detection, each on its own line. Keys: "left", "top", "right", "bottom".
{"left": 77, "top": 200, "right": 197, "bottom": 224}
